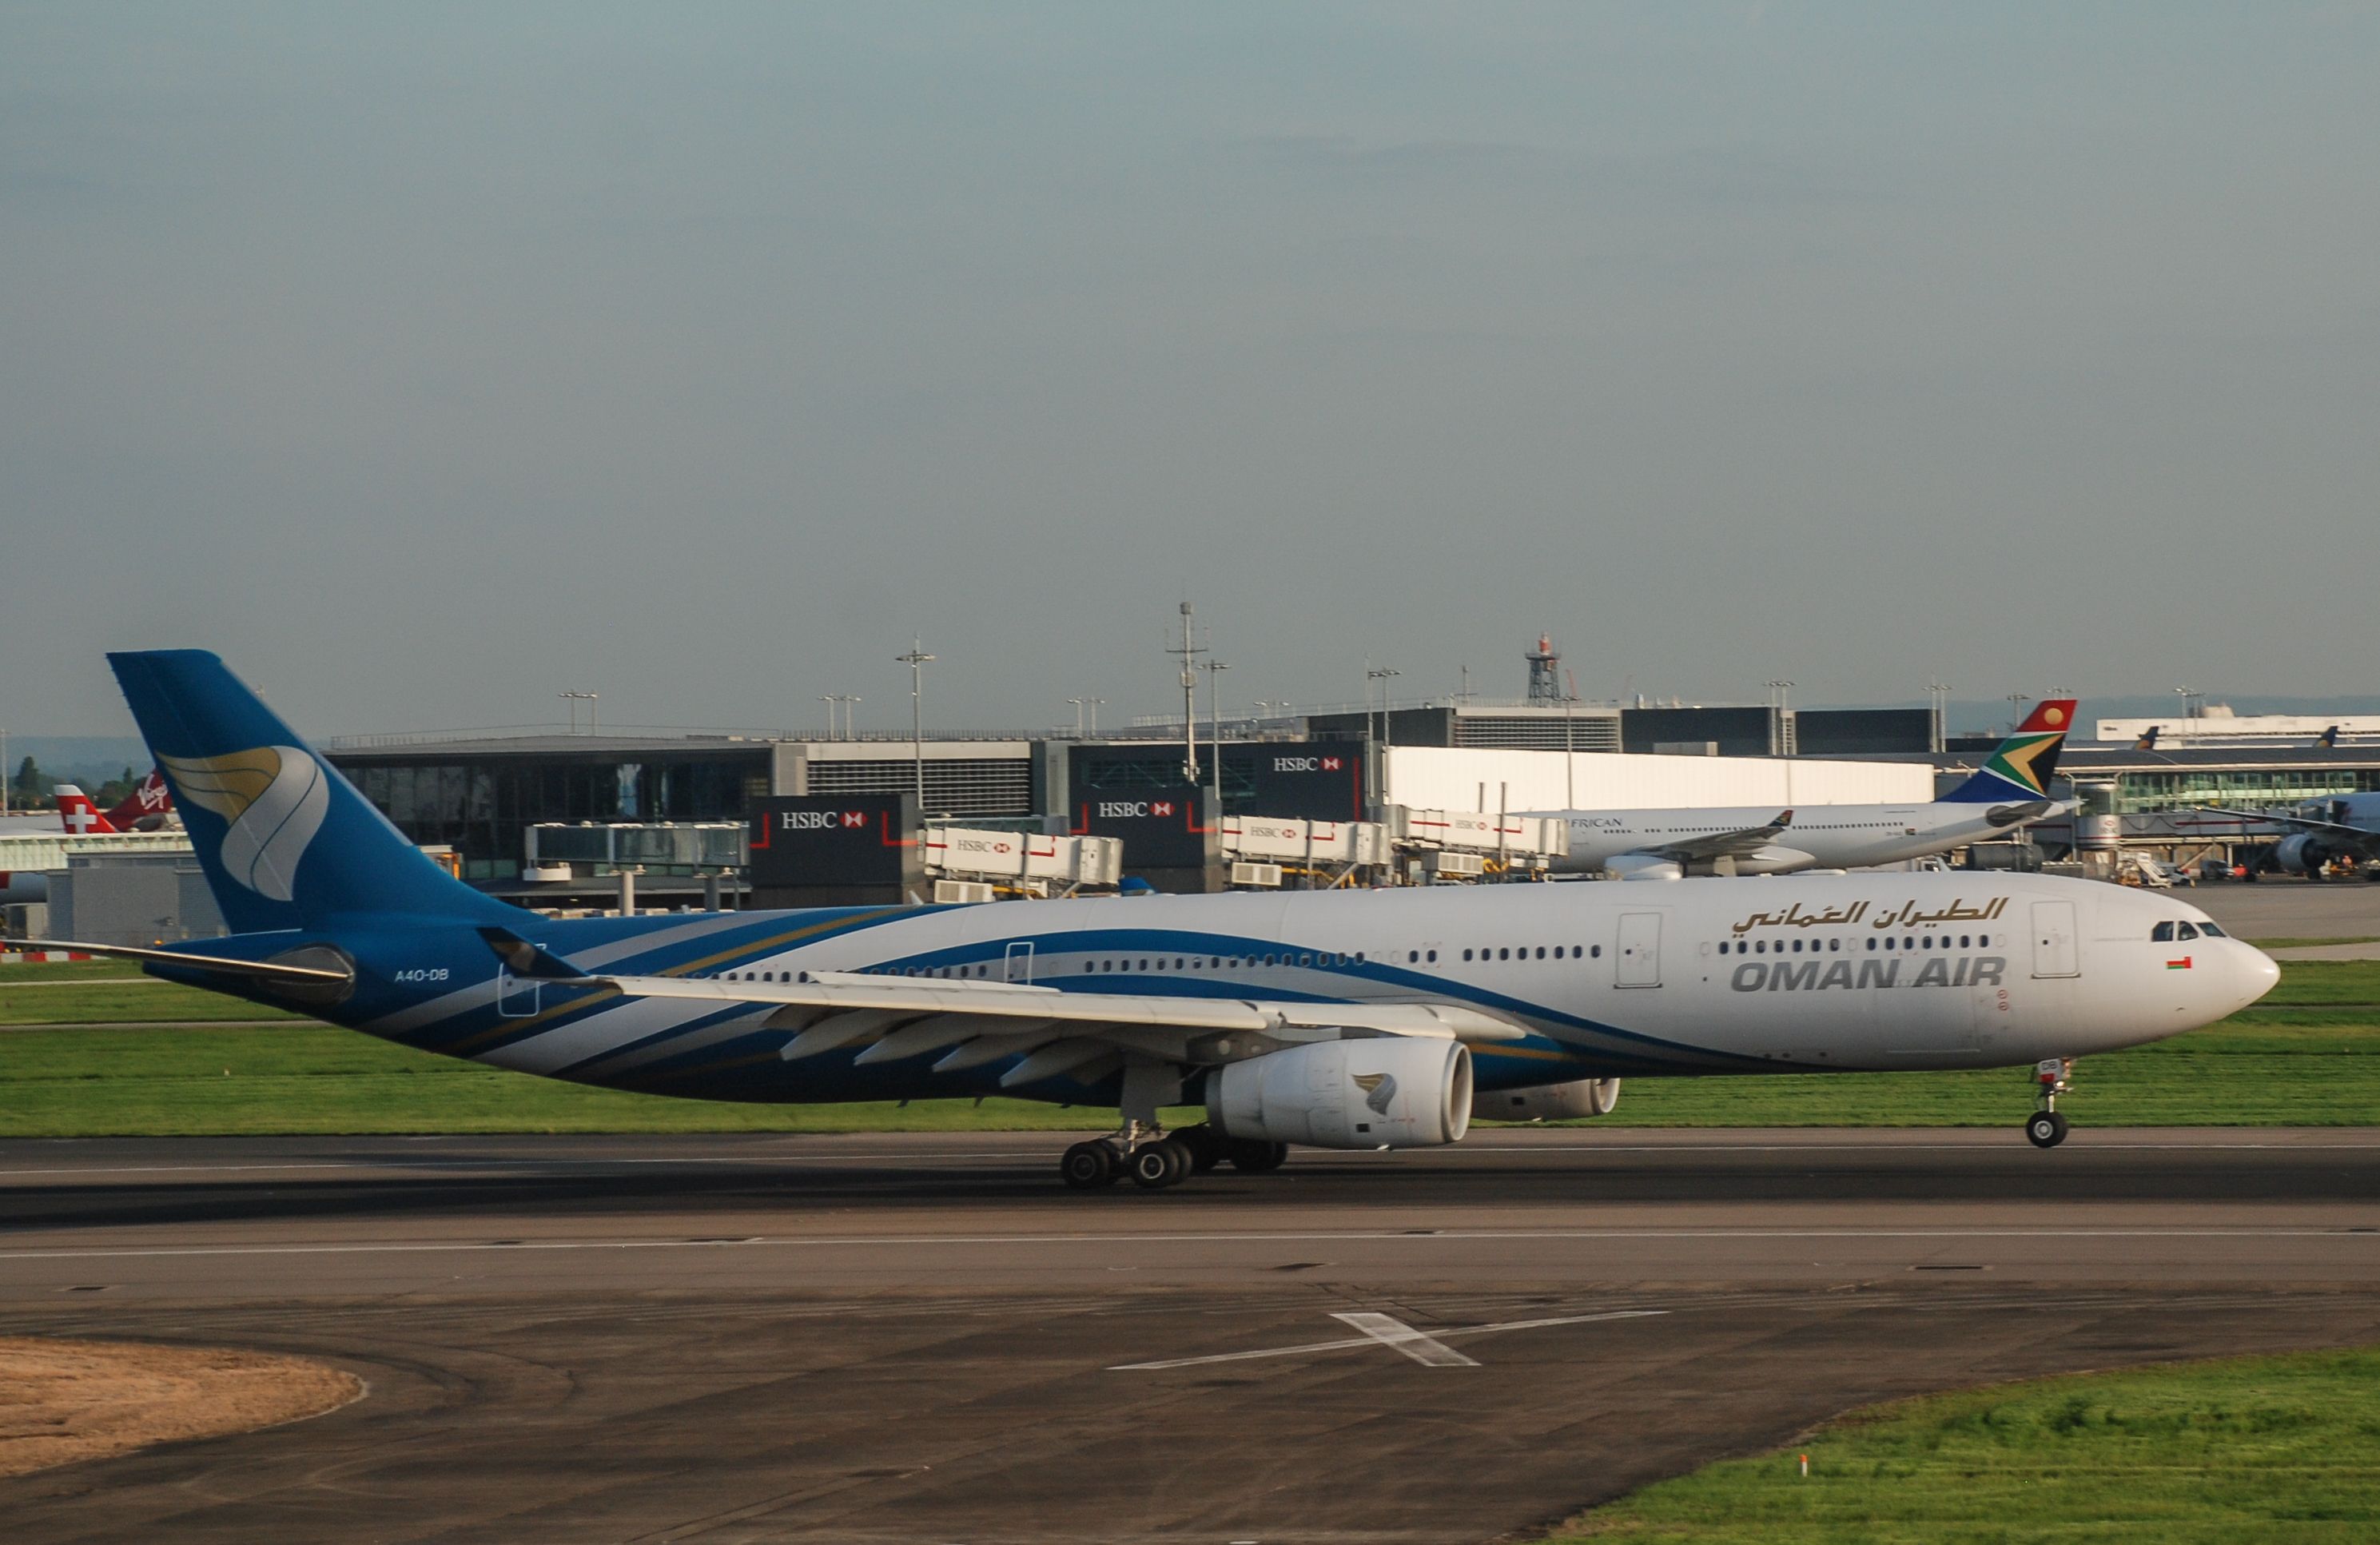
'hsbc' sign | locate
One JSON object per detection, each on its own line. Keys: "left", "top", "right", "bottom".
{"left": 750, "top": 794, "right": 921, "bottom": 889}
{"left": 1272, "top": 755, "right": 1343, "bottom": 774}
{"left": 1096, "top": 799, "right": 1176, "bottom": 819}
{"left": 778, "top": 810, "right": 870, "bottom": 831}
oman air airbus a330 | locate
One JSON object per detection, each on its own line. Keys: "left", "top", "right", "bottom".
{"left": 1529, "top": 699, "right": 2080, "bottom": 878}
{"left": 34, "top": 655, "right": 2275, "bottom": 1189}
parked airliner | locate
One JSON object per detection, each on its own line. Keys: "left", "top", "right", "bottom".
{"left": 34, "top": 658, "right": 2269, "bottom": 1189}
{"left": 1530, "top": 700, "right": 2078, "bottom": 878}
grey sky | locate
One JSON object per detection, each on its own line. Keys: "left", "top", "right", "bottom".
{"left": 6, "top": 4, "right": 2376, "bottom": 737}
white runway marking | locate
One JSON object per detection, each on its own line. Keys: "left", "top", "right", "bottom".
{"left": 1332, "top": 1311, "right": 1480, "bottom": 1366}
{"left": 2, "top": 1228, "right": 2370, "bottom": 1264}
{"left": 1108, "top": 1310, "right": 1665, "bottom": 1370}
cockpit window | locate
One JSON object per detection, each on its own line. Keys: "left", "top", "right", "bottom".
{"left": 2151, "top": 922, "right": 2176, "bottom": 942}
{"left": 2175, "top": 922, "right": 2199, "bottom": 941}
{"left": 2198, "top": 922, "right": 2226, "bottom": 938}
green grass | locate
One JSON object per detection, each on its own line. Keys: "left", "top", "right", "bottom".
{"left": 1548, "top": 1348, "right": 2380, "bottom": 1543}
{"left": 0, "top": 1023, "right": 1200, "bottom": 1137}
{"left": 2248, "top": 937, "right": 2380, "bottom": 950}
{"left": 0, "top": 959, "right": 2375, "bottom": 1136}
{"left": 0, "top": 958, "right": 304, "bottom": 1025}
{"left": 2254, "top": 959, "right": 2380, "bottom": 1006}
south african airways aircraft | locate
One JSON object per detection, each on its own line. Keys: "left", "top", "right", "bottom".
{"left": 1529, "top": 700, "right": 2079, "bottom": 878}
{"left": 31, "top": 655, "right": 2273, "bottom": 1186}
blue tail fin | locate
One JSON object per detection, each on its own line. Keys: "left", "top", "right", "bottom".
{"left": 109, "top": 651, "right": 516, "bottom": 933}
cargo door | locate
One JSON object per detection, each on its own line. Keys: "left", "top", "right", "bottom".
{"left": 2030, "top": 901, "right": 2080, "bottom": 978}
{"left": 1616, "top": 913, "right": 1662, "bottom": 988}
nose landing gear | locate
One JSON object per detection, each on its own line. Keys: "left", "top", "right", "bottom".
{"left": 2025, "top": 1057, "right": 2074, "bottom": 1148}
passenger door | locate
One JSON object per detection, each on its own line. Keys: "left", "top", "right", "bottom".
{"left": 1616, "top": 913, "right": 1662, "bottom": 988}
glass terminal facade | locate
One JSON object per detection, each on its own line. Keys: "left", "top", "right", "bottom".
{"left": 332, "top": 747, "right": 771, "bottom": 881}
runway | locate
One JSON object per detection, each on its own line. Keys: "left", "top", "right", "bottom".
{"left": 3, "top": 1128, "right": 2378, "bottom": 1543}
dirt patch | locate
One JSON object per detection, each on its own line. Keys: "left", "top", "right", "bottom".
{"left": 0, "top": 1337, "right": 361, "bottom": 1478}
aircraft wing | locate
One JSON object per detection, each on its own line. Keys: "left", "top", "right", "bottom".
{"left": 1646, "top": 811, "right": 1793, "bottom": 863}
{"left": 590, "top": 969, "right": 1526, "bottom": 1087}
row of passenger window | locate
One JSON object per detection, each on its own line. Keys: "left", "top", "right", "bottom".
{"left": 1460, "top": 945, "right": 1602, "bottom": 962}
{"left": 1718, "top": 934, "right": 2000, "bottom": 956}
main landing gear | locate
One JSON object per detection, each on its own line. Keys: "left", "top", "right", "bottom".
{"left": 2025, "top": 1057, "right": 2075, "bottom": 1149}
{"left": 1058, "top": 1123, "right": 1288, "bottom": 1192}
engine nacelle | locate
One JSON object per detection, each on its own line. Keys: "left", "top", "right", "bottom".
{"left": 1472, "top": 1077, "right": 1621, "bottom": 1123}
{"left": 1208, "top": 1037, "right": 1472, "bottom": 1149}
{"left": 1605, "top": 853, "right": 1683, "bottom": 882}
{"left": 2276, "top": 833, "right": 2334, "bottom": 875}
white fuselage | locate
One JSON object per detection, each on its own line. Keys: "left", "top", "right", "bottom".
{"left": 472, "top": 872, "right": 2275, "bottom": 1088}
{"left": 1537, "top": 800, "right": 2059, "bottom": 875}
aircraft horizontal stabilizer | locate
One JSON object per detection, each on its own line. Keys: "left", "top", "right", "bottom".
{"left": 12, "top": 939, "right": 352, "bottom": 984}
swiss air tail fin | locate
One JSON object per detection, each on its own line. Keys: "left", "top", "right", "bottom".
{"left": 1943, "top": 698, "right": 2077, "bottom": 804}
{"left": 54, "top": 785, "right": 120, "bottom": 835}
{"left": 2134, "top": 726, "right": 2159, "bottom": 751}
{"left": 106, "top": 651, "right": 519, "bottom": 934}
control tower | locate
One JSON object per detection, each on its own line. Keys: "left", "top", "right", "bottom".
{"left": 1525, "top": 635, "right": 1563, "bottom": 704}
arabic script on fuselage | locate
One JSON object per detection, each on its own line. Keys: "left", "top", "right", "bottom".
{"left": 1728, "top": 896, "right": 2008, "bottom": 937}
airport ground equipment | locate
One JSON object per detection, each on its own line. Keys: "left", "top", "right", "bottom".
{"left": 923, "top": 826, "right": 1123, "bottom": 897}
{"left": 1384, "top": 807, "right": 1568, "bottom": 878}
{"left": 28, "top": 652, "right": 2282, "bottom": 1193}
{"left": 1216, "top": 814, "right": 1387, "bottom": 887}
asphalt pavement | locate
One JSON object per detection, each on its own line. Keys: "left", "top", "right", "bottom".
{"left": 2, "top": 1127, "right": 2377, "bottom": 1543}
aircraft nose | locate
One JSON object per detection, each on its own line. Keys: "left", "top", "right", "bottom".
{"left": 2235, "top": 942, "right": 2280, "bottom": 1010}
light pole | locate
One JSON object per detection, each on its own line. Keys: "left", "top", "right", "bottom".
{"left": 822, "top": 694, "right": 859, "bottom": 740}
{"left": 1926, "top": 680, "right": 1952, "bottom": 754}
{"left": 897, "top": 639, "right": 934, "bottom": 806}
{"left": 1066, "top": 699, "right": 1087, "bottom": 739}
{"left": 1086, "top": 699, "right": 1104, "bottom": 739}
{"left": 1563, "top": 669, "right": 1577, "bottom": 807}
{"left": 1, "top": 727, "right": 8, "bottom": 816}
{"left": 1168, "top": 603, "right": 1206, "bottom": 784}
{"left": 559, "top": 691, "right": 597, "bottom": 735}
{"left": 1200, "top": 658, "right": 1231, "bottom": 805}
{"left": 1367, "top": 665, "right": 1400, "bottom": 811}
{"left": 2008, "top": 693, "right": 2032, "bottom": 734}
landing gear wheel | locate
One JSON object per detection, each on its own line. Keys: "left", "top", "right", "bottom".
{"left": 1224, "top": 1139, "right": 1289, "bottom": 1173}
{"left": 1061, "top": 1141, "right": 1119, "bottom": 1189}
{"left": 2025, "top": 1111, "right": 2069, "bottom": 1149}
{"left": 1174, "top": 1125, "right": 1224, "bottom": 1173}
{"left": 1128, "top": 1139, "right": 1192, "bottom": 1189}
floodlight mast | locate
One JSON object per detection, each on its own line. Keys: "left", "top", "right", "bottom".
{"left": 1168, "top": 603, "right": 1206, "bottom": 783}
{"left": 1200, "top": 655, "right": 1230, "bottom": 804}
{"left": 897, "top": 639, "right": 935, "bottom": 805}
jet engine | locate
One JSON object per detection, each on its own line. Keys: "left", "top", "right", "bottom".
{"left": 1604, "top": 854, "right": 1683, "bottom": 882}
{"left": 2275, "top": 833, "right": 2337, "bottom": 876}
{"left": 1208, "top": 1037, "right": 1472, "bottom": 1149}
{"left": 1471, "top": 1077, "right": 1621, "bottom": 1124}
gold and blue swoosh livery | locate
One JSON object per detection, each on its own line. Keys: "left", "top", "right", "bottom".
{"left": 157, "top": 747, "right": 329, "bottom": 902}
